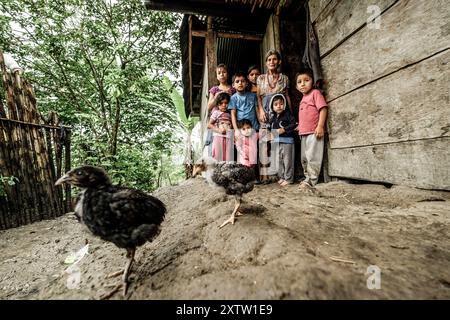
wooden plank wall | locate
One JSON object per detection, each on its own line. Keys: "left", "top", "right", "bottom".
{"left": 310, "top": 0, "right": 450, "bottom": 190}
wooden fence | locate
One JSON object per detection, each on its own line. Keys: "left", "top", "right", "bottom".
{"left": 0, "top": 52, "right": 71, "bottom": 230}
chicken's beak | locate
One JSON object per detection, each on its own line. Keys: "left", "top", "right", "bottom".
{"left": 55, "top": 173, "right": 72, "bottom": 186}
{"left": 192, "top": 165, "right": 202, "bottom": 178}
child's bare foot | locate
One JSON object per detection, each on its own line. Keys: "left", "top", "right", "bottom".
{"left": 280, "top": 180, "right": 289, "bottom": 187}
{"left": 278, "top": 179, "right": 286, "bottom": 185}
{"left": 298, "top": 181, "right": 313, "bottom": 190}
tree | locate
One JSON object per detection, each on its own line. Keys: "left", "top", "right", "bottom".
{"left": 0, "top": 0, "right": 184, "bottom": 190}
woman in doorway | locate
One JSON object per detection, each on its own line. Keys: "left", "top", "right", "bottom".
{"left": 256, "top": 50, "right": 292, "bottom": 184}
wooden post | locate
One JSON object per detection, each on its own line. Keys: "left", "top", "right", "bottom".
{"left": 206, "top": 16, "right": 217, "bottom": 92}
{"left": 64, "top": 129, "right": 71, "bottom": 212}
{"left": 188, "top": 16, "right": 193, "bottom": 116}
{"left": 272, "top": 13, "right": 281, "bottom": 53}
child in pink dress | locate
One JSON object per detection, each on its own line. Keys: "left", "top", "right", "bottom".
{"left": 208, "top": 92, "right": 233, "bottom": 162}
{"left": 235, "top": 119, "right": 258, "bottom": 167}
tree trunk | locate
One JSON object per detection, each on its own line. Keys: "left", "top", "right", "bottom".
{"left": 110, "top": 97, "right": 120, "bottom": 156}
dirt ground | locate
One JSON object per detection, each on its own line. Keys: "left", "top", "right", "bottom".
{"left": 0, "top": 178, "right": 449, "bottom": 300}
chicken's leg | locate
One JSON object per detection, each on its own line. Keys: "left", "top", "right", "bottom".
{"left": 219, "top": 197, "right": 241, "bottom": 228}
{"left": 121, "top": 248, "right": 135, "bottom": 295}
{"left": 100, "top": 248, "right": 135, "bottom": 299}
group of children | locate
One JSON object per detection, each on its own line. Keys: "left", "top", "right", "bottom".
{"left": 205, "top": 50, "right": 328, "bottom": 190}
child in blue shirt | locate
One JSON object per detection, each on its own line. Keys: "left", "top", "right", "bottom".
{"left": 228, "top": 72, "right": 260, "bottom": 135}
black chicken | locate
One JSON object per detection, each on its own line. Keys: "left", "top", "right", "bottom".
{"left": 192, "top": 157, "right": 255, "bottom": 228}
{"left": 55, "top": 165, "right": 166, "bottom": 297}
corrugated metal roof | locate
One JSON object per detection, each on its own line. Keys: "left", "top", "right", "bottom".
{"left": 225, "top": 0, "right": 283, "bottom": 12}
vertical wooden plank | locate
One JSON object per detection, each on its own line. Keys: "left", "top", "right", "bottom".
{"left": 188, "top": 16, "right": 193, "bottom": 116}
{"left": 64, "top": 129, "right": 71, "bottom": 212}
{"left": 206, "top": 16, "right": 217, "bottom": 90}
{"left": 272, "top": 13, "right": 281, "bottom": 53}
{"left": 5, "top": 122, "right": 23, "bottom": 227}
{"left": 0, "top": 92, "right": 5, "bottom": 117}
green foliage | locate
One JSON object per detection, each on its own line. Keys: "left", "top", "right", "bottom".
{"left": 0, "top": 0, "right": 186, "bottom": 190}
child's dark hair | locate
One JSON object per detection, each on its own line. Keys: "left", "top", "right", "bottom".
{"left": 237, "top": 118, "right": 253, "bottom": 129}
{"left": 232, "top": 71, "right": 247, "bottom": 83}
{"left": 271, "top": 96, "right": 285, "bottom": 111}
{"left": 247, "top": 65, "right": 260, "bottom": 75}
{"left": 216, "top": 63, "right": 228, "bottom": 71}
{"left": 214, "top": 92, "right": 230, "bottom": 105}
{"left": 296, "top": 67, "right": 314, "bottom": 82}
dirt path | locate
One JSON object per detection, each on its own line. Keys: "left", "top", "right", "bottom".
{"left": 0, "top": 179, "right": 449, "bottom": 299}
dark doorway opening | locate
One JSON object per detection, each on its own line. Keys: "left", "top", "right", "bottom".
{"left": 216, "top": 37, "right": 261, "bottom": 82}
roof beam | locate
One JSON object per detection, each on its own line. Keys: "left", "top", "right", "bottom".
{"left": 144, "top": 0, "right": 271, "bottom": 19}
{"left": 192, "top": 30, "right": 263, "bottom": 41}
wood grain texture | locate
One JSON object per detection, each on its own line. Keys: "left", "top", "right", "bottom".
{"left": 320, "top": 0, "right": 450, "bottom": 100}
{"left": 328, "top": 137, "right": 450, "bottom": 190}
{"left": 315, "top": 0, "right": 396, "bottom": 57}
{"left": 309, "top": 0, "right": 333, "bottom": 23}
{"left": 327, "top": 49, "right": 450, "bottom": 148}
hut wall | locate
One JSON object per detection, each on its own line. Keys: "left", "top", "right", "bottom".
{"left": 310, "top": 0, "right": 450, "bottom": 190}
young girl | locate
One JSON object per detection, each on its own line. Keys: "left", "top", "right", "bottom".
{"left": 235, "top": 119, "right": 258, "bottom": 168}
{"left": 247, "top": 65, "right": 260, "bottom": 94}
{"left": 205, "top": 64, "right": 236, "bottom": 150}
{"left": 207, "top": 64, "right": 236, "bottom": 112}
{"left": 208, "top": 92, "right": 233, "bottom": 162}
{"left": 295, "top": 68, "right": 328, "bottom": 190}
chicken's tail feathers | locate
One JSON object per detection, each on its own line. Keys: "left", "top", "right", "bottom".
{"left": 131, "top": 224, "right": 161, "bottom": 246}
{"left": 146, "top": 195, "right": 167, "bottom": 221}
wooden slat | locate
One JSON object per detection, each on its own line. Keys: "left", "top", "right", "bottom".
{"left": 321, "top": 0, "right": 450, "bottom": 101}
{"left": 64, "top": 130, "right": 71, "bottom": 212}
{"left": 328, "top": 137, "right": 450, "bottom": 190}
{"left": 309, "top": 0, "right": 333, "bottom": 23}
{"left": 328, "top": 49, "right": 450, "bottom": 149}
{"left": 206, "top": 16, "right": 217, "bottom": 90}
{"left": 189, "top": 16, "right": 193, "bottom": 116}
{"left": 315, "top": 0, "right": 396, "bottom": 57}
{"left": 193, "top": 30, "right": 263, "bottom": 41}
{"left": 261, "top": 14, "right": 281, "bottom": 70}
